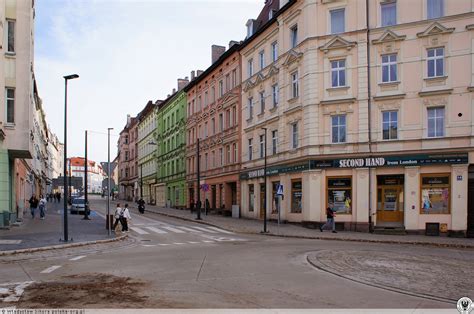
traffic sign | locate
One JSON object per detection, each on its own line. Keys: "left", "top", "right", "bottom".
{"left": 276, "top": 184, "right": 283, "bottom": 195}
{"left": 201, "top": 183, "right": 210, "bottom": 192}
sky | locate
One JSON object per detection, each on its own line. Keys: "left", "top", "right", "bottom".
{"left": 35, "top": 0, "right": 264, "bottom": 164}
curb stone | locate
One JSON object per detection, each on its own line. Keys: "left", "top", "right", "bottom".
{"left": 0, "top": 234, "right": 128, "bottom": 256}
{"left": 142, "top": 208, "right": 474, "bottom": 249}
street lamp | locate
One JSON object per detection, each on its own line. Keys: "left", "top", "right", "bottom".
{"left": 261, "top": 127, "right": 268, "bottom": 233}
{"left": 107, "top": 127, "right": 113, "bottom": 236}
{"left": 62, "top": 73, "right": 79, "bottom": 242}
{"left": 196, "top": 138, "right": 201, "bottom": 220}
{"left": 83, "top": 130, "right": 90, "bottom": 220}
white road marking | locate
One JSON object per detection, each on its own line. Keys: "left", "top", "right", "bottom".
{"left": 145, "top": 226, "right": 168, "bottom": 234}
{"left": 161, "top": 226, "right": 186, "bottom": 233}
{"left": 191, "top": 226, "right": 218, "bottom": 233}
{"left": 0, "top": 281, "right": 34, "bottom": 302}
{"left": 130, "top": 227, "right": 149, "bottom": 235}
{"left": 178, "top": 226, "right": 203, "bottom": 233}
{"left": 187, "top": 241, "right": 200, "bottom": 244}
{"left": 202, "top": 240, "right": 214, "bottom": 243}
{"left": 173, "top": 242, "right": 186, "bottom": 245}
{"left": 206, "top": 226, "right": 234, "bottom": 234}
{"left": 40, "top": 265, "right": 62, "bottom": 274}
{"left": 158, "top": 244, "right": 170, "bottom": 246}
{"left": 69, "top": 255, "right": 86, "bottom": 261}
{"left": 142, "top": 244, "right": 157, "bottom": 247}
{"left": 0, "top": 240, "right": 22, "bottom": 244}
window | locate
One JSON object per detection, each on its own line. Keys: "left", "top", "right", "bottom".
{"left": 219, "top": 113, "right": 224, "bottom": 131}
{"left": 204, "top": 122, "right": 208, "bottom": 138}
{"left": 330, "top": 8, "right": 345, "bottom": 34}
{"left": 6, "top": 88, "right": 14, "bottom": 124}
{"left": 248, "top": 138, "right": 253, "bottom": 161}
{"left": 291, "top": 180, "right": 302, "bottom": 213}
{"left": 219, "top": 148, "right": 223, "bottom": 166}
{"left": 271, "top": 182, "right": 280, "bottom": 213}
{"left": 211, "top": 86, "right": 216, "bottom": 103}
{"left": 421, "top": 174, "right": 450, "bottom": 214}
{"left": 211, "top": 151, "right": 215, "bottom": 168}
{"left": 232, "top": 106, "right": 237, "bottom": 125}
{"left": 291, "top": 72, "right": 299, "bottom": 98}
{"left": 219, "top": 80, "right": 224, "bottom": 97}
{"left": 427, "top": 0, "right": 444, "bottom": 19}
{"left": 259, "top": 92, "right": 265, "bottom": 114}
{"left": 204, "top": 153, "right": 208, "bottom": 171}
{"left": 233, "top": 143, "right": 237, "bottom": 163}
{"left": 249, "top": 184, "right": 255, "bottom": 212}
{"left": 248, "top": 97, "right": 254, "bottom": 119}
{"left": 327, "top": 177, "right": 352, "bottom": 214}
{"left": 272, "top": 84, "right": 279, "bottom": 107}
{"left": 290, "top": 25, "right": 298, "bottom": 48}
{"left": 382, "top": 54, "right": 397, "bottom": 83}
{"left": 211, "top": 118, "right": 215, "bottom": 135}
{"left": 427, "top": 107, "right": 445, "bottom": 137}
{"left": 232, "top": 69, "right": 237, "bottom": 88}
{"left": 331, "top": 60, "right": 346, "bottom": 87}
{"left": 271, "top": 41, "right": 278, "bottom": 62}
{"left": 259, "top": 134, "right": 265, "bottom": 159}
{"left": 125, "top": 151, "right": 129, "bottom": 161}
{"left": 204, "top": 91, "right": 208, "bottom": 107}
{"left": 259, "top": 50, "right": 265, "bottom": 69}
{"left": 248, "top": 59, "right": 254, "bottom": 77}
{"left": 226, "top": 109, "right": 231, "bottom": 128}
{"left": 381, "top": 1, "right": 397, "bottom": 26}
{"left": 427, "top": 48, "right": 444, "bottom": 78}
{"left": 332, "top": 115, "right": 347, "bottom": 143}
{"left": 198, "top": 96, "right": 202, "bottom": 111}
{"left": 382, "top": 111, "right": 398, "bottom": 140}
{"left": 272, "top": 130, "right": 278, "bottom": 155}
{"left": 225, "top": 74, "right": 230, "bottom": 92}
{"left": 291, "top": 123, "right": 298, "bottom": 149}
{"left": 7, "top": 20, "right": 15, "bottom": 53}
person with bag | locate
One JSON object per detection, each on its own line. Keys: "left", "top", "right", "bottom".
{"left": 29, "top": 195, "right": 39, "bottom": 219}
{"left": 320, "top": 204, "right": 337, "bottom": 233}
{"left": 121, "top": 204, "right": 131, "bottom": 232}
{"left": 112, "top": 203, "right": 122, "bottom": 232}
{"left": 38, "top": 195, "right": 47, "bottom": 220}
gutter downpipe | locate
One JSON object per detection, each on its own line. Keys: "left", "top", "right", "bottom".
{"left": 366, "top": 0, "right": 374, "bottom": 233}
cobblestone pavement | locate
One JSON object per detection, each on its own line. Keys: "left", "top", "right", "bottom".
{"left": 307, "top": 248, "right": 474, "bottom": 303}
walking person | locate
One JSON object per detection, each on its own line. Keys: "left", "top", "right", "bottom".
{"left": 189, "top": 198, "right": 194, "bottom": 213}
{"left": 112, "top": 203, "right": 123, "bottom": 232}
{"left": 29, "top": 195, "right": 39, "bottom": 219}
{"left": 121, "top": 204, "right": 131, "bottom": 232}
{"left": 38, "top": 195, "right": 47, "bottom": 220}
{"left": 320, "top": 204, "right": 337, "bottom": 233}
{"left": 137, "top": 198, "right": 145, "bottom": 214}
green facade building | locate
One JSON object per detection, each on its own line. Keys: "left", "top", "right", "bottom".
{"left": 156, "top": 88, "right": 187, "bottom": 208}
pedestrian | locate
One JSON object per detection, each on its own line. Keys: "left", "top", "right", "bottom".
{"left": 137, "top": 198, "right": 145, "bottom": 214}
{"left": 57, "top": 192, "right": 61, "bottom": 203}
{"left": 29, "top": 195, "right": 39, "bottom": 219}
{"left": 39, "top": 194, "right": 47, "bottom": 220}
{"left": 112, "top": 203, "right": 122, "bottom": 232}
{"left": 196, "top": 199, "right": 202, "bottom": 215}
{"left": 320, "top": 204, "right": 337, "bottom": 233}
{"left": 121, "top": 204, "right": 131, "bottom": 232}
{"left": 205, "top": 198, "right": 210, "bottom": 215}
{"left": 190, "top": 199, "right": 194, "bottom": 213}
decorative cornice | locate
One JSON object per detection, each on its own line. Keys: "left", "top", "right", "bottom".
{"left": 467, "top": 86, "right": 474, "bottom": 92}
{"left": 243, "top": 80, "right": 254, "bottom": 92}
{"left": 418, "top": 88, "right": 453, "bottom": 97}
{"left": 466, "top": 24, "right": 474, "bottom": 31}
{"left": 282, "top": 49, "right": 303, "bottom": 67}
{"left": 320, "top": 97, "right": 356, "bottom": 105}
{"left": 319, "top": 36, "right": 357, "bottom": 53}
{"left": 267, "top": 65, "right": 280, "bottom": 77}
{"left": 372, "top": 29, "right": 406, "bottom": 44}
{"left": 373, "top": 93, "right": 406, "bottom": 101}
{"left": 416, "top": 22, "right": 455, "bottom": 38}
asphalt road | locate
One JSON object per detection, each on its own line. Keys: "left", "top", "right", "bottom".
{"left": 0, "top": 196, "right": 471, "bottom": 309}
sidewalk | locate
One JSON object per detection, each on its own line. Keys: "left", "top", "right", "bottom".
{"left": 123, "top": 201, "right": 474, "bottom": 249}
{"left": 0, "top": 200, "right": 117, "bottom": 252}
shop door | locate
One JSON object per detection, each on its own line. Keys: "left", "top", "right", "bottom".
{"left": 468, "top": 167, "right": 474, "bottom": 237}
{"left": 259, "top": 184, "right": 266, "bottom": 219}
{"left": 377, "top": 176, "right": 404, "bottom": 225}
{"left": 211, "top": 185, "right": 216, "bottom": 210}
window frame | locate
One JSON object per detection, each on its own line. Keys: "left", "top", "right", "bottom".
{"left": 330, "top": 8, "right": 345, "bottom": 34}
{"left": 248, "top": 59, "right": 254, "bottom": 77}
{"left": 291, "top": 72, "right": 299, "bottom": 99}
{"left": 427, "top": 106, "right": 445, "bottom": 138}
{"left": 382, "top": 110, "right": 398, "bottom": 140}
{"left": 248, "top": 97, "right": 254, "bottom": 119}
{"left": 427, "top": 0, "right": 444, "bottom": 19}
{"left": 272, "top": 84, "right": 279, "bottom": 107}
{"left": 381, "top": 54, "right": 398, "bottom": 83}
{"left": 271, "top": 41, "right": 278, "bottom": 62}
{"left": 427, "top": 47, "right": 445, "bottom": 78}
{"left": 259, "top": 134, "right": 265, "bottom": 159}
{"left": 291, "top": 122, "right": 299, "bottom": 149}
{"left": 272, "top": 130, "right": 278, "bottom": 155}
{"left": 6, "top": 20, "right": 15, "bottom": 53}
{"left": 331, "top": 114, "right": 347, "bottom": 143}
{"left": 381, "top": 1, "right": 397, "bottom": 27}
{"left": 290, "top": 24, "right": 298, "bottom": 48}
{"left": 331, "top": 59, "right": 346, "bottom": 88}
{"left": 248, "top": 138, "right": 253, "bottom": 161}
{"left": 259, "top": 50, "right": 265, "bottom": 70}
{"left": 5, "top": 87, "right": 15, "bottom": 124}
{"left": 259, "top": 91, "right": 265, "bottom": 114}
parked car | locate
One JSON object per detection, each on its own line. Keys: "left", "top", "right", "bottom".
{"left": 71, "top": 197, "right": 86, "bottom": 214}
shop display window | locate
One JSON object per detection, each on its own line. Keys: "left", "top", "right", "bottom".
{"left": 327, "top": 177, "right": 352, "bottom": 214}
{"left": 291, "top": 180, "right": 302, "bottom": 213}
{"left": 421, "top": 174, "right": 450, "bottom": 214}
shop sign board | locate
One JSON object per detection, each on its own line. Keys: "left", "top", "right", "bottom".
{"left": 240, "top": 163, "right": 309, "bottom": 179}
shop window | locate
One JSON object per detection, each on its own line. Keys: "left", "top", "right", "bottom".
{"left": 272, "top": 181, "right": 280, "bottom": 214}
{"left": 421, "top": 174, "right": 450, "bottom": 214}
{"left": 291, "top": 180, "right": 302, "bottom": 213}
{"left": 327, "top": 177, "right": 352, "bottom": 214}
{"left": 249, "top": 184, "right": 255, "bottom": 212}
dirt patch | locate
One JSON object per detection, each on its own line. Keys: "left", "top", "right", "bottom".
{"left": 16, "top": 273, "right": 150, "bottom": 308}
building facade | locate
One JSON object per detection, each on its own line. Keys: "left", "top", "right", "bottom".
{"left": 239, "top": 0, "right": 474, "bottom": 236}
{"left": 0, "top": 0, "right": 35, "bottom": 226}
{"left": 156, "top": 79, "right": 189, "bottom": 208}
{"left": 185, "top": 44, "right": 242, "bottom": 213}
{"left": 70, "top": 157, "right": 105, "bottom": 194}
{"left": 137, "top": 100, "right": 161, "bottom": 204}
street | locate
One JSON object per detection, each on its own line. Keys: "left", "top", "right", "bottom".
{"left": 0, "top": 197, "right": 472, "bottom": 309}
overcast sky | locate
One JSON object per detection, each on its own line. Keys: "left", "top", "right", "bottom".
{"left": 35, "top": 0, "right": 263, "bottom": 164}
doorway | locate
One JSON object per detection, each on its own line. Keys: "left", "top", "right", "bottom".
{"left": 377, "top": 175, "right": 404, "bottom": 227}
{"left": 211, "top": 185, "right": 216, "bottom": 210}
{"left": 259, "top": 183, "right": 266, "bottom": 219}
{"left": 468, "top": 166, "right": 474, "bottom": 238}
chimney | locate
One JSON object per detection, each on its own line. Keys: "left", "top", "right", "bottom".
{"left": 126, "top": 114, "right": 131, "bottom": 125}
{"left": 229, "top": 40, "right": 239, "bottom": 49}
{"left": 178, "top": 78, "right": 189, "bottom": 91}
{"left": 197, "top": 70, "right": 204, "bottom": 77}
{"left": 211, "top": 45, "right": 226, "bottom": 64}
{"left": 172, "top": 88, "right": 176, "bottom": 94}
{"left": 191, "top": 70, "right": 195, "bottom": 80}
{"left": 246, "top": 19, "right": 256, "bottom": 38}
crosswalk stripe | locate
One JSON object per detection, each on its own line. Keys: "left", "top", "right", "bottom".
{"left": 191, "top": 226, "right": 218, "bottom": 233}
{"left": 202, "top": 240, "right": 214, "bottom": 243}
{"left": 145, "top": 226, "right": 168, "bottom": 234}
{"left": 177, "top": 226, "right": 203, "bottom": 233}
{"left": 173, "top": 242, "right": 185, "bottom": 245}
{"left": 206, "top": 226, "right": 234, "bottom": 234}
{"left": 161, "top": 226, "right": 186, "bottom": 233}
{"left": 130, "top": 227, "right": 149, "bottom": 235}
{"left": 69, "top": 255, "right": 86, "bottom": 261}
{"left": 40, "top": 265, "right": 62, "bottom": 274}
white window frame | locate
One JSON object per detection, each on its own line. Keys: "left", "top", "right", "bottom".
{"left": 381, "top": 54, "right": 397, "bottom": 83}
{"left": 427, "top": 107, "right": 445, "bottom": 138}
{"left": 331, "top": 114, "right": 347, "bottom": 143}
{"left": 330, "top": 8, "right": 345, "bottom": 34}
{"left": 271, "top": 41, "right": 278, "bottom": 62}
{"left": 427, "top": 0, "right": 444, "bottom": 19}
{"left": 259, "top": 91, "right": 265, "bottom": 114}
{"left": 248, "top": 138, "right": 253, "bottom": 161}
{"left": 248, "top": 59, "right": 254, "bottom": 77}
{"left": 6, "top": 20, "right": 15, "bottom": 53}
{"left": 291, "top": 123, "right": 298, "bottom": 149}
{"left": 290, "top": 24, "right": 298, "bottom": 48}
{"left": 382, "top": 110, "right": 398, "bottom": 140}
{"left": 272, "top": 130, "right": 278, "bottom": 155}
{"left": 331, "top": 59, "right": 346, "bottom": 88}
{"left": 272, "top": 84, "right": 279, "bottom": 107}
{"left": 259, "top": 134, "right": 265, "bottom": 159}
{"left": 291, "top": 72, "right": 299, "bottom": 99}
{"left": 5, "top": 87, "right": 15, "bottom": 124}
{"left": 427, "top": 47, "right": 445, "bottom": 78}
{"left": 219, "top": 80, "right": 224, "bottom": 97}
{"left": 381, "top": 1, "right": 397, "bottom": 27}
{"left": 259, "top": 50, "right": 265, "bottom": 70}
{"left": 233, "top": 143, "right": 237, "bottom": 163}
{"left": 248, "top": 97, "right": 254, "bottom": 119}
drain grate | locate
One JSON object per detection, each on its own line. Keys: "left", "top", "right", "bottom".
{"left": 140, "top": 239, "right": 151, "bottom": 242}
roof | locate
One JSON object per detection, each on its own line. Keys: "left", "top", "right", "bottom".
{"left": 254, "top": 0, "right": 280, "bottom": 32}
{"left": 69, "top": 157, "right": 96, "bottom": 167}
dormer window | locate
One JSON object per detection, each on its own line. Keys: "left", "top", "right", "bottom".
{"left": 269, "top": 9, "right": 275, "bottom": 20}
{"left": 246, "top": 19, "right": 255, "bottom": 38}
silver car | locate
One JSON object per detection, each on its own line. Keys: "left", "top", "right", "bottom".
{"left": 71, "top": 197, "right": 86, "bottom": 214}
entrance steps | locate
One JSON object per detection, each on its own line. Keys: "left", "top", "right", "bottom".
{"left": 373, "top": 226, "right": 407, "bottom": 235}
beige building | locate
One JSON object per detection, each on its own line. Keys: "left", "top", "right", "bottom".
{"left": 240, "top": 0, "right": 474, "bottom": 236}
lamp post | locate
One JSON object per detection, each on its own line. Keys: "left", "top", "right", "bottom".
{"left": 196, "top": 138, "right": 201, "bottom": 220}
{"left": 83, "top": 130, "right": 90, "bottom": 220}
{"left": 107, "top": 127, "right": 113, "bottom": 236}
{"left": 62, "top": 74, "right": 79, "bottom": 242}
{"left": 261, "top": 127, "right": 268, "bottom": 233}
